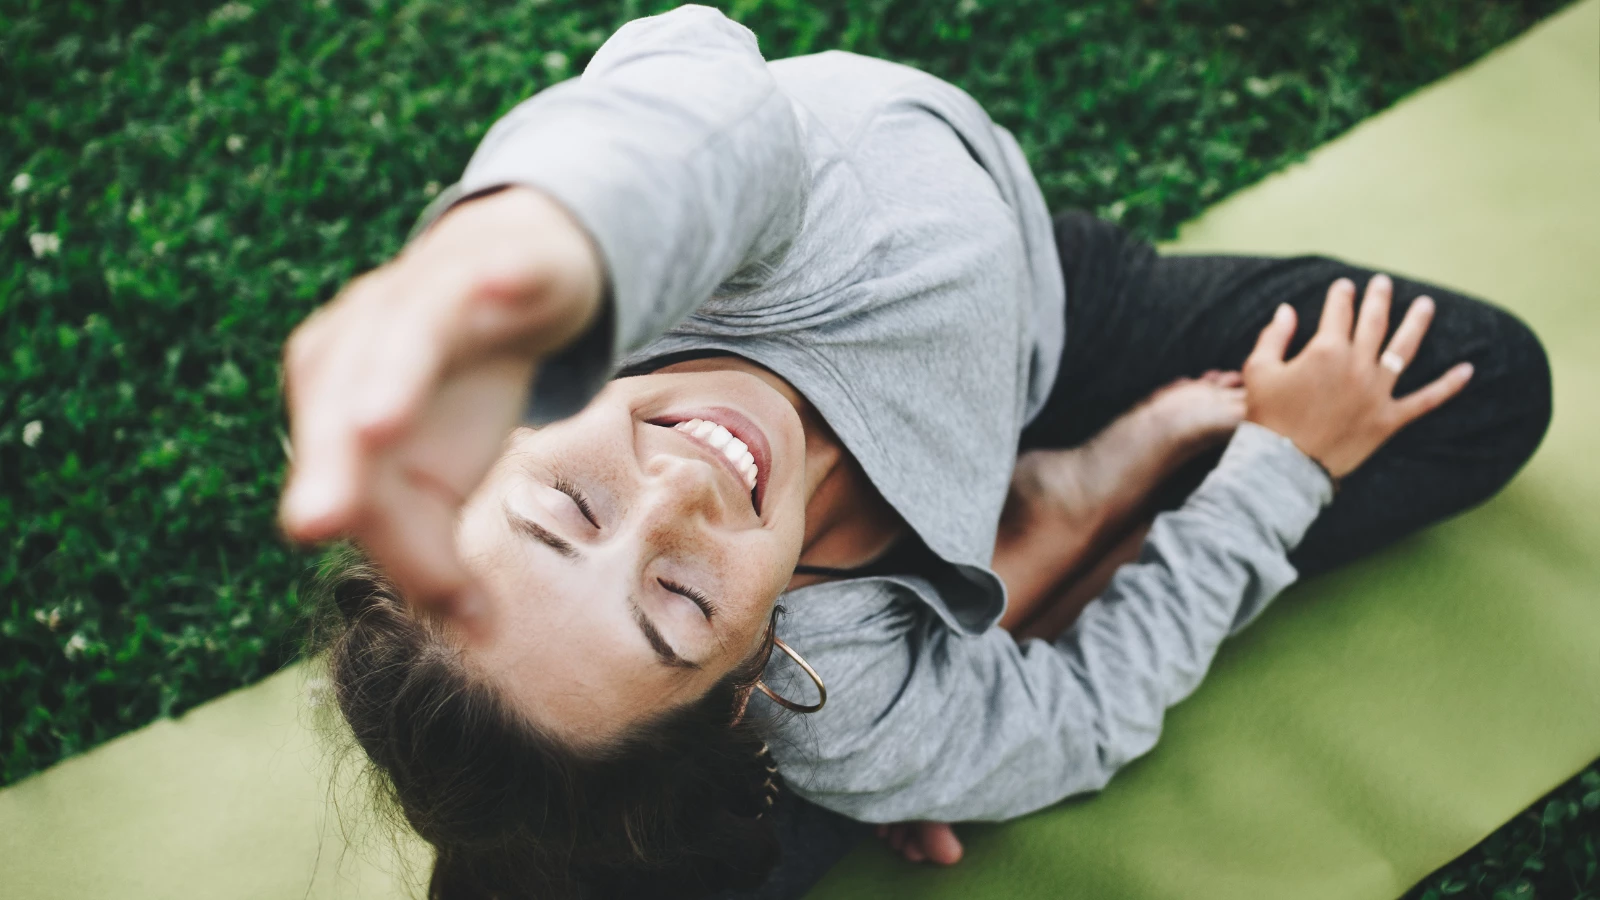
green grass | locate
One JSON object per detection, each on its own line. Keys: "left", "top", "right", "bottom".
{"left": 0, "top": 0, "right": 1588, "bottom": 896}
{"left": 1405, "top": 769, "right": 1600, "bottom": 900}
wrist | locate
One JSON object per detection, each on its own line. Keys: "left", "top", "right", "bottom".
{"left": 1239, "top": 420, "right": 1341, "bottom": 497}
{"left": 409, "top": 185, "right": 605, "bottom": 359}
{"left": 1303, "top": 453, "right": 1342, "bottom": 496}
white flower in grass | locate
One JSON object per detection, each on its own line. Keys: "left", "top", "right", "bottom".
{"left": 304, "top": 675, "right": 330, "bottom": 708}
{"left": 11, "top": 173, "right": 32, "bottom": 193}
{"left": 64, "top": 633, "right": 88, "bottom": 659}
{"left": 209, "top": 2, "right": 253, "bottom": 24}
{"left": 22, "top": 420, "right": 43, "bottom": 446}
{"left": 29, "top": 232, "right": 61, "bottom": 258}
{"left": 226, "top": 134, "right": 245, "bottom": 153}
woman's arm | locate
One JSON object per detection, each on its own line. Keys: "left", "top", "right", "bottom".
{"left": 278, "top": 5, "right": 810, "bottom": 624}
{"left": 775, "top": 421, "right": 1334, "bottom": 822}
{"left": 432, "top": 4, "right": 810, "bottom": 419}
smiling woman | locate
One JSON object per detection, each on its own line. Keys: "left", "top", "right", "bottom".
{"left": 451, "top": 366, "right": 821, "bottom": 744}
{"left": 281, "top": 4, "right": 1550, "bottom": 898}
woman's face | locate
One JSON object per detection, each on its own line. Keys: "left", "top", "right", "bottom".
{"left": 451, "top": 364, "right": 810, "bottom": 747}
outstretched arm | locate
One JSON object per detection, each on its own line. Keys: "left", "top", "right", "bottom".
{"left": 277, "top": 6, "right": 810, "bottom": 630}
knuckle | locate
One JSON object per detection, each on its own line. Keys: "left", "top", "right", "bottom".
{"left": 1306, "top": 337, "right": 1340, "bottom": 360}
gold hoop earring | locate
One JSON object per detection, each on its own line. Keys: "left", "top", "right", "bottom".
{"left": 755, "top": 637, "right": 827, "bottom": 714}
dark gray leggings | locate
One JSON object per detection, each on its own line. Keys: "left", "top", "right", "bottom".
{"left": 717, "top": 209, "right": 1554, "bottom": 899}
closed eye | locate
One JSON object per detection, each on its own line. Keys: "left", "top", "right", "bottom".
{"left": 552, "top": 476, "right": 600, "bottom": 528}
{"left": 659, "top": 578, "right": 717, "bottom": 620}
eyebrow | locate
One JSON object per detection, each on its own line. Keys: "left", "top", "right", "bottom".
{"left": 503, "top": 503, "right": 699, "bottom": 670}
{"left": 504, "top": 505, "right": 578, "bottom": 558}
{"left": 629, "top": 597, "right": 701, "bottom": 670}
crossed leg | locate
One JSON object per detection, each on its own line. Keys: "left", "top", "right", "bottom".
{"left": 879, "top": 368, "right": 1250, "bottom": 864}
{"left": 876, "top": 210, "right": 1553, "bottom": 866}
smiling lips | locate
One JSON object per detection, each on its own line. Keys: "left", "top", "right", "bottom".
{"left": 672, "top": 419, "right": 759, "bottom": 491}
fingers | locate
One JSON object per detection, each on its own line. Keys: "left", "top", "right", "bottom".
{"left": 1352, "top": 274, "right": 1393, "bottom": 358}
{"left": 279, "top": 264, "right": 507, "bottom": 543}
{"left": 1316, "top": 277, "right": 1357, "bottom": 339}
{"left": 1247, "top": 304, "right": 1298, "bottom": 368}
{"left": 350, "top": 268, "right": 473, "bottom": 440}
{"left": 354, "top": 457, "right": 498, "bottom": 637}
{"left": 366, "top": 465, "right": 471, "bottom": 594}
{"left": 351, "top": 309, "right": 451, "bottom": 443}
{"left": 1378, "top": 295, "right": 1437, "bottom": 383}
{"left": 1394, "top": 361, "right": 1474, "bottom": 425}
{"left": 280, "top": 309, "right": 371, "bottom": 540}
{"left": 280, "top": 426, "right": 362, "bottom": 541}
{"left": 1222, "top": 385, "right": 1248, "bottom": 420}
{"left": 917, "top": 822, "right": 965, "bottom": 866}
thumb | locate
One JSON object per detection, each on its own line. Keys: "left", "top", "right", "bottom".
{"left": 1248, "top": 303, "right": 1298, "bottom": 368}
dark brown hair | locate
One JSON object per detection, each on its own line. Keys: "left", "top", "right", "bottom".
{"left": 305, "top": 548, "right": 785, "bottom": 899}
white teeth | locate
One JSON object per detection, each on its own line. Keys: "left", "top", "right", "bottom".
{"left": 671, "top": 418, "right": 760, "bottom": 493}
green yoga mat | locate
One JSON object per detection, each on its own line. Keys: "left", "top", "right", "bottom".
{"left": 2, "top": 3, "right": 1596, "bottom": 898}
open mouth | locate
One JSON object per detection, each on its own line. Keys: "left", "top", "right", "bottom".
{"left": 646, "top": 406, "right": 772, "bottom": 515}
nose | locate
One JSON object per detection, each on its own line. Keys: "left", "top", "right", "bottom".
{"left": 638, "top": 447, "right": 731, "bottom": 530}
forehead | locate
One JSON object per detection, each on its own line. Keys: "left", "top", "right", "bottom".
{"left": 453, "top": 487, "right": 722, "bottom": 743}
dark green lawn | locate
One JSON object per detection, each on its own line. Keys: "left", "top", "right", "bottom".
{"left": 1, "top": 0, "right": 1590, "bottom": 896}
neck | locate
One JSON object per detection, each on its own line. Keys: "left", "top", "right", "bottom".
{"left": 792, "top": 411, "right": 902, "bottom": 575}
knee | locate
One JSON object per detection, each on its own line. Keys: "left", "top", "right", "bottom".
{"left": 1496, "top": 308, "right": 1551, "bottom": 437}
{"left": 1471, "top": 304, "right": 1553, "bottom": 469}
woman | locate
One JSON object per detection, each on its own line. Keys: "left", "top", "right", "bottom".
{"left": 281, "top": 5, "right": 1552, "bottom": 897}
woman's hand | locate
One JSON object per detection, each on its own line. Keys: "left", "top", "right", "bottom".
{"left": 278, "top": 186, "right": 604, "bottom": 630}
{"left": 1244, "top": 274, "right": 1473, "bottom": 479}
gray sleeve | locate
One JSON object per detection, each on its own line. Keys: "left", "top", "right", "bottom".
{"left": 413, "top": 4, "right": 809, "bottom": 422}
{"left": 769, "top": 422, "right": 1335, "bottom": 823}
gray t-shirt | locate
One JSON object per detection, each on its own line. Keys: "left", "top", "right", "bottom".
{"left": 416, "top": 4, "right": 1334, "bottom": 822}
